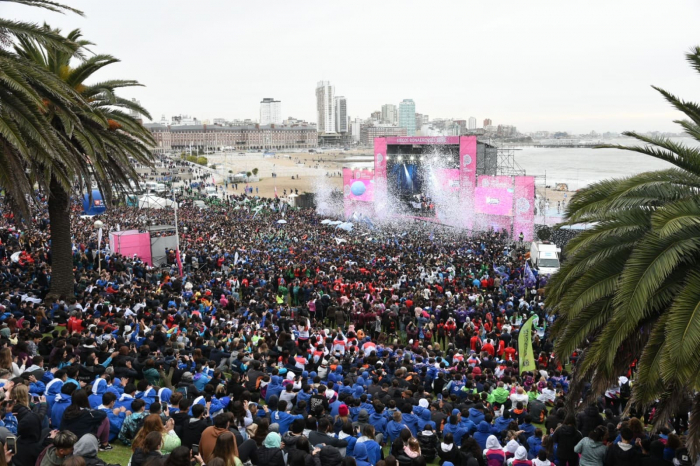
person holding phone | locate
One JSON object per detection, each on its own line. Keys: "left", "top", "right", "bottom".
{"left": 12, "top": 384, "right": 47, "bottom": 466}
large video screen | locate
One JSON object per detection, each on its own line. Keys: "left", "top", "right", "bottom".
{"left": 474, "top": 187, "right": 513, "bottom": 216}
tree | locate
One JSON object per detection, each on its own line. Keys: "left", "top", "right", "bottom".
{"left": 547, "top": 47, "right": 700, "bottom": 456}
{"left": 0, "top": 1, "right": 90, "bottom": 219}
{"left": 252, "top": 167, "right": 258, "bottom": 176}
{"left": 196, "top": 156, "right": 207, "bottom": 166}
{"left": 14, "top": 26, "right": 154, "bottom": 297}
{"left": 246, "top": 171, "right": 252, "bottom": 178}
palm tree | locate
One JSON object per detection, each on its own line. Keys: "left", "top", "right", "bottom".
{"left": 14, "top": 26, "right": 154, "bottom": 297}
{"left": 0, "top": 1, "right": 88, "bottom": 219}
{"left": 547, "top": 47, "right": 700, "bottom": 456}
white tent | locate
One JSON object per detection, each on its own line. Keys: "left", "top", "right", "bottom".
{"left": 138, "top": 194, "right": 176, "bottom": 209}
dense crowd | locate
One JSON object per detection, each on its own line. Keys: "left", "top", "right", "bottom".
{"left": 0, "top": 186, "right": 690, "bottom": 466}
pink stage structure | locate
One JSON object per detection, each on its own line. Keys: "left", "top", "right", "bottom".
{"left": 109, "top": 230, "right": 153, "bottom": 266}
{"left": 341, "top": 136, "right": 536, "bottom": 240}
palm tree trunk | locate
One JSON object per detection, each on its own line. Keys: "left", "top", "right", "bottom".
{"left": 48, "top": 176, "right": 74, "bottom": 299}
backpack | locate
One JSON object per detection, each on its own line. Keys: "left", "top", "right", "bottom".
{"left": 619, "top": 381, "right": 631, "bottom": 398}
{"left": 675, "top": 447, "right": 692, "bottom": 466}
{"left": 175, "top": 385, "right": 189, "bottom": 399}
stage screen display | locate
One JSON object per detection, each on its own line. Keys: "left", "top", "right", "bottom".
{"left": 475, "top": 187, "right": 513, "bottom": 216}
{"left": 346, "top": 179, "right": 374, "bottom": 202}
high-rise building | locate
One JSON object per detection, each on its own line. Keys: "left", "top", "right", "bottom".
{"left": 415, "top": 113, "right": 423, "bottom": 132}
{"left": 129, "top": 98, "right": 142, "bottom": 121}
{"left": 381, "top": 104, "right": 397, "bottom": 124}
{"left": 483, "top": 118, "right": 492, "bottom": 127}
{"left": 350, "top": 118, "right": 363, "bottom": 142}
{"left": 316, "top": 81, "right": 336, "bottom": 134}
{"left": 399, "top": 99, "right": 416, "bottom": 136}
{"left": 371, "top": 110, "right": 382, "bottom": 121}
{"left": 469, "top": 117, "right": 477, "bottom": 130}
{"left": 260, "top": 98, "right": 282, "bottom": 125}
{"left": 335, "top": 96, "right": 347, "bottom": 133}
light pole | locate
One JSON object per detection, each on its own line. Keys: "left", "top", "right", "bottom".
{"left": 94, "top": 220, "right": 104, "bottom": 274}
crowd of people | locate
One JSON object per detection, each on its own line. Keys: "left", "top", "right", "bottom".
{"left": 0, "top": 177, "right": 691, "bottom": 466}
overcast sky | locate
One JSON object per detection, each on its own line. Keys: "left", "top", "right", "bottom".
{"left": 5, "top": 0, "right": 700, "bottom": 133}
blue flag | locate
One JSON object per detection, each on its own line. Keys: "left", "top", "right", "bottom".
{"left": 524, "top": 262, "right": 537, "bottom": 288}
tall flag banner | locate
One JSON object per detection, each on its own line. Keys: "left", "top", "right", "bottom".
{"left": 274, "top": 186, "right": 278, "bottom": 198}
{"left": 518, "top": 316, "right": 537, "bottom": 374}
{"left": 175, "top": 249, "right": 183, "bottom": 277}
{"left": 524, "top": 262, "right": 536, "bottom": 288}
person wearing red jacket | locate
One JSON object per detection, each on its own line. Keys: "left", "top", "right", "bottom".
{"left": 482, "top": 339, "right": 495, "bottom": 357}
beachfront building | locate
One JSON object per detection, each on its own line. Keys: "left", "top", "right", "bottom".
{"left": 399, "top": 99, "right": 416, "bottom": 136}
{"left": 145, "top": 123, "right": 318, "bottom": 153}
{"left": 316, "top": 81, "right": 336, "bottom": 134}
{"left": 360, "top": 123, "right": 407, "bottom": 145}
{"left": 335, "top": 96, "right": 347, "bottom": 133}
{"left": 260, "top": 98, "right": 282, "bottom": 125}
{"left": 381, "top": 104, "right": 397, "bottom": 124}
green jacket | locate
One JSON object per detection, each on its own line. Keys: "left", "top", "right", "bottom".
{"left": 143, "top": 368, "right": 161, "bottom": 386}
{"left": 488, "top": 387, "right": 510, "bottom": 404}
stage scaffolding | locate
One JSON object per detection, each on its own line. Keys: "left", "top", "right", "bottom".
{"left": 496, "top": 147, "right": 526, "bottom": 176}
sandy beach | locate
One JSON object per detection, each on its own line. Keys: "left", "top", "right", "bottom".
{"left": 194, "top": 149, "right": 576, "bottom": 210}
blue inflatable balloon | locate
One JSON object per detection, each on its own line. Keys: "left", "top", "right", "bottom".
{"left": 82, "top": 190, "right": 107, "bottom": 216}
{"left": 350, "top": 181, "right": 366, "bottom": 197}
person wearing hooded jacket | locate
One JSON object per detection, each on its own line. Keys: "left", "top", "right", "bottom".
{"left": 328, "top": 365, "right": 344, "bottom": 384}
{"left": 417, "top": 423, "right": 438, "bottom": 462}
{"left": 353, "top": 442, "right": 373, "bottom": 466}
{"left": 270, "top": 399, "right": 304, "bottom": 435}
{"left": 510, "top": 445, "right": 532, "bottom": 465}
{"left": 552, "top": 414, "right": 583, "bottom": 466}
{"left": 369, "top": 403, "right": 388, "bottom": 440}
{"left": 437, "top": 433, "right": 466, "bottom": 466}
{"left": 484, "top": 435, "right": 507, "bottom": 466}
{"left": 475, "top": 419, "right": 498, "bottom": 450}
{"left": 73, "top": 434, "right": 118, "bottom": 466}
{"left": 576, "top": 405, "right": 604, "bottom": 438}
{"left": 604, "top": 426, "right": 639, "bottom": 466}
{"left": 252, "top": 432, "right": 286, "bottom": 466}
{"left": 50, "top": 384, "right": 74, "bottom": 428}
{"left": 265, "top": 375, "right": 284, "bottom": 403}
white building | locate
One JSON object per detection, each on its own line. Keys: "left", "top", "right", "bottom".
{"left": 350, "top": 118, "right": 363, "bottom": 142}
{"left": 335, "top": 96, "right": 347, "bottom": 133}
{"left": 260, "top": 98, "right": 282, "bottom": 125}
{"left": 381, "top": 104, "right": 397, "bottom": 124}
{"left": 316, "top": 81, "right": 336, "bottom": 134}
{"left": 468, "top": 116, "right": 477, "bottom": 130}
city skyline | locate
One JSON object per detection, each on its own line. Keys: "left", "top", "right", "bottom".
{"left": 14, "top": 1, "right": 700, "bottom": 133}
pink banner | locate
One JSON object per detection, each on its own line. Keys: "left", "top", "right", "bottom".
{"left": 459, "top": 136, "right": 477, "bottom": 229}
{"left": 384, "top": 136, "right": 460, "bottom": 145}
{"left": 109, "top": 230, "right": 152, "bottom": 265}
{"left": 347, "top": 179, "right": 375, "bottom": 202}
{"left": 514, "top": 176, "right": 536, "bottom": 241}
{"left": 434, "top": 168, "right": 461, "bottom": 193}
{"left": 475, "top": 187, "right": 514, "bottom": 216}
{"left": 477, "top": 175, "right": 513, "bottom": 188}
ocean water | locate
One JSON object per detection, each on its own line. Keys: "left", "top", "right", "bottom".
{"left": 343, "top": 137, "right": 698, "bottom": 189}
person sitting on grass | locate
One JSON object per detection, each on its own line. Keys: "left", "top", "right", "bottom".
{"left": 119, "top": 399, "right": 147, "bottom": 446}
{"left": 37, "top": 430, "right": 77, "bottom": 466}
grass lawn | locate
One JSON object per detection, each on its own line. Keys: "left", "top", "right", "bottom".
{"left": 99, "top": 442, "right": 133, "bottom": 465}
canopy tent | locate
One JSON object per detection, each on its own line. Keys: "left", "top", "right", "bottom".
{"left": 138, "top": 195, "right": 176, "bottom": 209}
